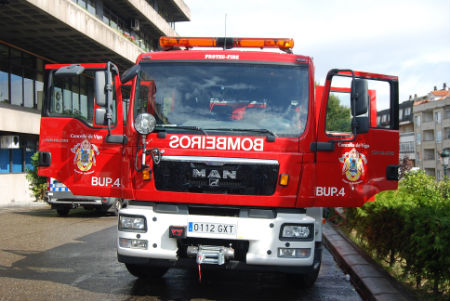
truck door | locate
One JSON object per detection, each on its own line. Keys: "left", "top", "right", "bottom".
{"left": 313, "top": 70, "right": 399, "bottom": 207}
{"left": 38, "top": 63, "right": 125, "bottom": 198}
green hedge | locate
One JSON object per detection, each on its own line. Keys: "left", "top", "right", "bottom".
{"left": 25, "top": 152, "right": 47, "bottom": 201}
{"left": 345, "top": 170, "right": 450, "bottom": 295}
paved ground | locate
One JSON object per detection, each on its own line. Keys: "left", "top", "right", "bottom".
{"left": 0, "top": 205, "right": 362, "bottom": 301}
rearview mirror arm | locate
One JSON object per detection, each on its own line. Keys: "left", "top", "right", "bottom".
{"left": 104, "top": 62, "right": 126, "bottom": 144}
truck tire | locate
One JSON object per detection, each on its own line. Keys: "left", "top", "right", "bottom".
{"left": 287, "top": 263, "right": 321, "bottom": 288}
{"left": 287, "top": 244, "right": 322, "bottom": 288}
{"left": 56, "top": 207, "right": 70, "bottom": 217}
{"left": 125, "top": 264, "right": 168, "bottom": 279}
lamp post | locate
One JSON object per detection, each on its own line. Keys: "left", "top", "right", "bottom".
{"left": 440, "top": 149, "right": 449, "bottom": 179}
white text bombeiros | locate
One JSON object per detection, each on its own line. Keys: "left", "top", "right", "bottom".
{"left": 169, "top": 135, "right": 264, "bottom": 152}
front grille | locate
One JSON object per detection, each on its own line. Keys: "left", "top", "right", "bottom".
{"left": 154, "top": 157, "right": 279, "bottom": 195}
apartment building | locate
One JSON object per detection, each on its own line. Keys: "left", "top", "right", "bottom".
{"left": 398, "top": 99, "right": 415, "bottom": 167}
{"left": 413, "top": 84, "right": 450, "bottom": 179}
{"left": 0, "top": 0, "right": 190, "bottom": 205}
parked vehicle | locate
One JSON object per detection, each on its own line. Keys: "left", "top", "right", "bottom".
{"left": 46, "top": 178, "right": 124, "bottom": 216}
{"left": 38, "top": 37, "right": 399, "bottom": 286}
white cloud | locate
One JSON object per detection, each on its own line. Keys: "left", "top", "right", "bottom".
{"left": 177, "top": 0, "right": 450, "bottom": 101}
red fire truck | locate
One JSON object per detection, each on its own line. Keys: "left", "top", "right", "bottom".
{"left": 37, "top": 37, "right": 399, "bottom": 286}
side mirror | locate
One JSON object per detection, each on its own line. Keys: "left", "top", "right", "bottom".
{"left": 351, "top": 79, "right": 368, "bottom": 116}
{"left": 95, "top": 108, "right": 107, "bottom": 125}
{"left": 121, "top": 64, "right": 140, "bottom": 84}
{"left": 353, "top": 116, "right": 369, "bottom": 134}
{"left": 95, "top": 71, "right": 106, "bottom": 107}
{"left": 55, "top": 64, "right": 85, "bottom": 77}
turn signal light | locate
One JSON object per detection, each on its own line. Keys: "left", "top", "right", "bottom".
{"left": 279, "top": 174, "right": 289, "bottom": 186}
{"left": 143, "top": 168, "right": 152, "bottom": 181}
{"left": 160, "top": 37, "right": 294, "bottom": 52}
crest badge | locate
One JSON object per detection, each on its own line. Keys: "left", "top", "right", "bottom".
{"left": 71, "top": 139, "right": 99, "bottom": 174}
{"left": 339, "top": 148, "right": 367, "bottom": 184}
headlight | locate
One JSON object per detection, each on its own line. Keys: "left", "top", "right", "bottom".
{"left": 134, "top": 113, "right": 156, "bottom": 135}
{"left": 280, "top": 224, "right": 313, "bottom": 241}
{"left": 119, "top": 215, "right": 147, "bottom": 232}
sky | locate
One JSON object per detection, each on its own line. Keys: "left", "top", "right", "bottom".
{"left": 175, "top": 0, "right": 450, "bottom": 103}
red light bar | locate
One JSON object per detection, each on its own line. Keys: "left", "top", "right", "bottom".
{"left": 160, "top": 37, "right": 294, "bottom": 52}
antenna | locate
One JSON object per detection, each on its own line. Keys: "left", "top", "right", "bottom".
{"left": 224, "top": 13, "right": 227, "bottom": 50}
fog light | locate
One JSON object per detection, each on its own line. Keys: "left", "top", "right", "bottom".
{"left": 278, "top": 248, "right": 311, "bottom": 258}
{"left": 119, "top": 238, "right": 148, "bottom": 250}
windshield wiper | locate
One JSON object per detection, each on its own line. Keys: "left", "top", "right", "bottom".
{"left": 155, "top": 124, "right": 207, "bottom": 135}
{"left": 205, "top": 128, "right": 276, "bottom": 141}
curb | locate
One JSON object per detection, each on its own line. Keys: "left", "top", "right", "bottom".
{"left": 323, "top": 223, "right": 418, "bottom": 301}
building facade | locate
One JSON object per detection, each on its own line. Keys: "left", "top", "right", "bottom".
{"left": 0, "top": 0, "right": 190, "bottom": 206}
{"left": 413, "top": 84, "right": 450, "bottom": 180}
{"left": 398, "top": 99, "right": 415, "bottom": 168}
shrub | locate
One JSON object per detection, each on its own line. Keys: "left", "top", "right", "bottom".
{"left": 345, "top": 170, "right": 450, "bottom": 295}
{"left": 25, "top": 152, "right": 47, "bottom": 201}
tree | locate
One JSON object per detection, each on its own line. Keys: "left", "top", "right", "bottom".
{"left": 25, "top": 152, "right": 47, "bottom": 201}
{"left": 325, "top": 94, "right": 352, "bottom": 133}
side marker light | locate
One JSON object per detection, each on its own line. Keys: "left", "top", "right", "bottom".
{"left": 279, "top": 174, "right": 289, "bottom": 186}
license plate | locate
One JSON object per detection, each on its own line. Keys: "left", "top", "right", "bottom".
{"left": 188, "top": 222, "right": 237, "bottom": 235}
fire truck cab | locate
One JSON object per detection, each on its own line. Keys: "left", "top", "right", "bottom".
{"left": 38, "top": 37, "right": 399, "bottom": 286}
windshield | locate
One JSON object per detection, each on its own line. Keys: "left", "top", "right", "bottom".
{"left": 134, "top": 62, "right": 309, "bottom": 136}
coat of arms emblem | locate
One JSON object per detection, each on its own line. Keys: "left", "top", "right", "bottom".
{"left": 339, "top": 148, "right": 367, "bottom": 183}
{"left": 71, "top": 139, "right": 99, "bottom": 173}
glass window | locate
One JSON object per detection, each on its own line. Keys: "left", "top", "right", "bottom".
{"left": 0, "top": 149, "right": 9, "bottom": 173}
{"left": 0, "top": 70, "right": 8, "bottom": 104}
{"left": 436, "top": 130, "right": 442, "bottom": 143}
{"left": 35, "top": 77, "right": 44, "bottom": 111}
{"left": 25, "top": 149, "right": 34, "bottom": 171}
{"left": 12, "top": 148, "right": 23, "bottom": 172}
{"left": 405, "top": 107, "right": 411, "bottom": 116}
{"left": 445, "top": 107, "right": 450, "bottom": 119}
{"left": 135, "top": 62, "right": 309, "bottom": 136}
{"left": 10, "top": 72, "right": 23, "bottom": 106}
{"left": 87, "top": 0, "right": 96, "bottom": 14}
{"left": 445, "top": 127, "right": 450, "bottom": 139}
{"left": 49, "top": 69, "right": 114, "bottom": 127}
{"left": 326, "top": 90, "right": 352, "bottom": 134}
{"left": 435, "top": 111, "right": 441, "bottom": 123}
{"left": 10, "top": 49, "right": 23, "bottom": 106}
{"left": 415, "top": 115, "right": 421, "bottom": 127}
{"left": 24, "top": 68, "right": 34, "bottom": 108}
{"left": 0, "top": 44, "right": 9, "bottom": 104}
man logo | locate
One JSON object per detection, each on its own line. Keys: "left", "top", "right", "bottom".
{"left": 192, "top": 169, "right": 237, "bottom": 180}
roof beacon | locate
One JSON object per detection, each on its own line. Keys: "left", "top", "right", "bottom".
{"left": 160, "top": 36, "right": 294, "bottom": 53}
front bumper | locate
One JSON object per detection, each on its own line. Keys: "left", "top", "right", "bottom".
{"left": 47, "top": 192, "right": 115, "bottom": 207}
{"left": 117, "top": 204, "right": 322, "bottom": 269}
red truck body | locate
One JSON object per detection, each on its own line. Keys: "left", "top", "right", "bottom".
{"left": 37, "top": 37, "right": 399, "bottom": 284}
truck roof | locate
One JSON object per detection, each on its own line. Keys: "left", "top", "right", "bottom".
{"left": 136, "top": 49, "right": 313, "bottom": 66}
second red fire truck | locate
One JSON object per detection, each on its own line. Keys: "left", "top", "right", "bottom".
{"left": 38, "top": 37, "right": 399, "bottom": 286}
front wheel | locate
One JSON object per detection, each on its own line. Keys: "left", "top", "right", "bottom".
{"left": 287, "top": 245, "right": 322, "bottom": 288}
{"left": 287, "top": 264, "right": 321, "bottom": 288}
{"left": 125, "top": 264, "right": 168, "bottom": 279}
{"left": 56, "top": 206, "right": 70, "bottom": 217}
